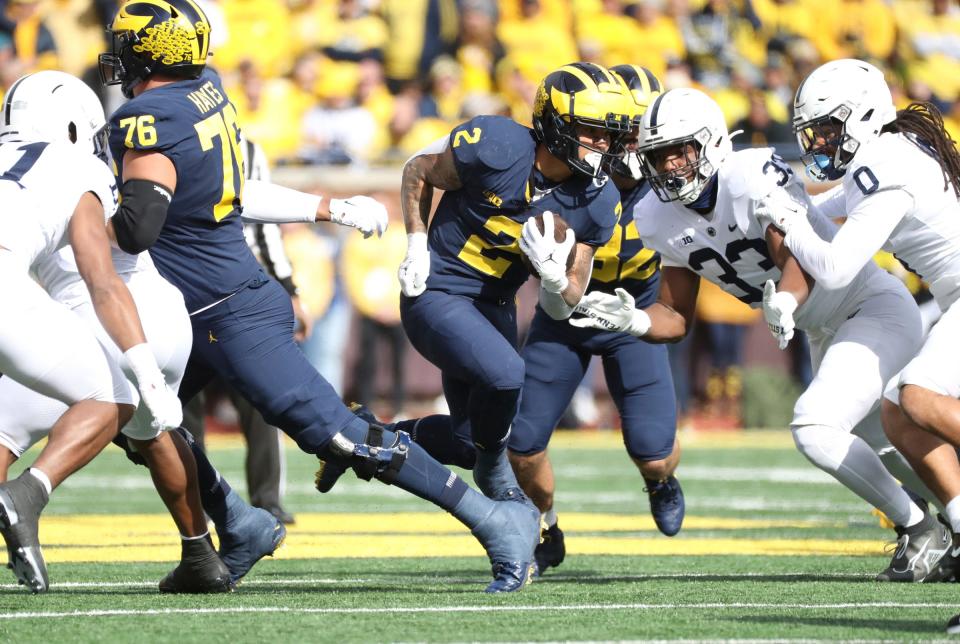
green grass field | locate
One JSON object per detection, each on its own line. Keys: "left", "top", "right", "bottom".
{"left": 0, "top": 430, "right": 955, "bottom": 642}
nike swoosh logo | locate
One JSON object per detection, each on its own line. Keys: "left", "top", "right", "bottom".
{"left": 951, "top": 545, "right": 960, "bottom": 558}
{"left": 727, "top": 224, "right": 737, "bottom": 232}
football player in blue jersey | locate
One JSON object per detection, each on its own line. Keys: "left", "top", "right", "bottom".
{"left": 393, "top": 62, "right": 629, "bottom": 503}
{"left": 99, "top": 0, "right": 540, "bottom": 593}
{"left": 508, "top": 65, "right": 684, "bottom": 575}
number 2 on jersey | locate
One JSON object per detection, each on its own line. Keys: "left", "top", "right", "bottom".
{"left": 194, "top": 103, "right": 244, "bottom": 222}
{"left": 458, "top": 215, "right": 522, "bottom": 277}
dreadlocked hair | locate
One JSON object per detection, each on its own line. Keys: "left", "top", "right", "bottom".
{"left": 882, "top": 101, "right": 960, "bottom": 199}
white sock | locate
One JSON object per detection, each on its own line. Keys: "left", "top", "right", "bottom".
{"left": 792, "top": 424, "right": 923, "bottom": 527}
{"left": 945, "top": 497, "right": 960, "bottom": 534}
{"left": 28, "top": 468, "right": 52, "bottom": 495}
{"left": 181, "top": 531, "right": 210, "bottom": 541}
{"left": 542, "top": 508, "right": 557, "bottom": 528}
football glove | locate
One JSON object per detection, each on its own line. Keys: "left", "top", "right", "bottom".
{"left": 329, "top": 196, "right": 388, "bottom": 238}
{"left": 518, "top": 211, "right": 575, "bottom": 294}
{"left": 124, "top": 343, "right": 183, "bottom": 431}
{"left": 398, "top": 232, "right": 430, "bottom": 297}
{"left": 570, "top": 288, "right": 651, "bottom": 337}
{"left": 762, "top": 279, "right": 797, "bottom": 350}
{"left": 754, "top": 187, "right": 808, "bottom": 235}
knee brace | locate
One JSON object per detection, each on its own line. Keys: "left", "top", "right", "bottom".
{"left": 330, "top": 424, "right": 410, "bottom": 484}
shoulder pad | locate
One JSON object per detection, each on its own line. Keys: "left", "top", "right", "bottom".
{"left": 450, "top": 116, "right": 535, "bottom": 172}
{"left": 109, "top": 94, "right": 192, "bottom": 155}
{"left": 721, "top": 148, "right": 795, "bottom": 201}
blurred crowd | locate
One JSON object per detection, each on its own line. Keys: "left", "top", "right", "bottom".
{"left": 1, "top": 0, "right": 957, "bottom": 428}
{"left": 4, "top": 0, "right": 960, "bottom": 165}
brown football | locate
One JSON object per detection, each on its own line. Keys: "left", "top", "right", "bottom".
{"left": 520, "top": 211, "right": 576, "bottom": 277}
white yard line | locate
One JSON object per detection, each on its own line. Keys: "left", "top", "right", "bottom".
{"left": 0, "top": 571, "right": 876, "bottom": 590}
{"left": 0, "top": 602, "right": 955, "bottom": 620}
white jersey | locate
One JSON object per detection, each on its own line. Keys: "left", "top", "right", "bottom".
{"left": 0, "top": 138, "right": 156, "bottom": 308}
{"left": 0, "top": 140, "right": 117, "bottom": 268}
{"left": 812, "top": 132, "right": 960, "bottom": 310}
{"left": 634, "top": 148, "right": 900, "bottom": 332}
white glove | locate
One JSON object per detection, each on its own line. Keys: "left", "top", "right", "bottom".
{"left": 398, "top": 232, "right": 430, "bottom": 297}
{"left": 124, "top": 343, "right": 183, "bottom": 431}
{"left": 762, "top": 279, "right": 798, "bottom": 350}
{"left": 570, "top": 288, "right": 651, "bottom": 337}
{"left": 755, "top": 188, "right": 808, "bottom": 235}
{"left": 329, "top": 196, "right": 389, "bottom": 238}
{"left": 518, "top": 211, "right": 575, "bottom": 294}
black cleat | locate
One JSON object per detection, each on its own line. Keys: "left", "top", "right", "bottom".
{"left": 876, "top": 513, "right": 950, "bottom": 582}
{"left": 645, "top": 476, "right": 685, "bottom": 537}
{"left": 159, "top": 537, "right": 234, "bottom": 593}
{"left": 947, "top": 612, "right": 960, "bottom": 634}
{"left": 0, "top": 472, "right": 49, "bottom": 593}
{"left": 534, "top": 522, "right": 566, "bottom": 576}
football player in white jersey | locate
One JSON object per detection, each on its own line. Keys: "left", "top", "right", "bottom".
{"left": 0, "top": 71, "right": 303, "bottom": 593}
{"left": 573, "top": 87, "right": 948, "bottom": 582}
{"left": 0, "top": 72, "right": 185, "bottom": 592}
{"left": 753, "top": 59, "right": 960, "bottom": 624}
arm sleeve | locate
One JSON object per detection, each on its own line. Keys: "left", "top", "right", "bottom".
{"left": 809, "top": 185, "right": 846, "bottom": 219}
{"left": 240, "top": 179, "right": 322, "bottom": 224}
{"left": 539, "top": 286, "right": 576, "bottom": 320}
{"left": 784, "top": 189, "right": 913, "bottom": 289}
{"left": 112, "top": 179, "right": 172, "bottom": 254}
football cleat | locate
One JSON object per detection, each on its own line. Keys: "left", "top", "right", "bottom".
{"left": 924, "top": 531, "right": 960, "bottom": 583}
{"left": 533, "top": 522, "right": 566, "bottom": 576}
{"left": 159, "top": 537, "right": 234, "bottom": 593}
{"left": 472, "top": 487, "right": 540, "bottom": 593}
{"left": 947, "top": 612, "right": 960, "bottom": 634}
{"left": 315, "top": 402, "right": 382, "bottom": 493}
{"left": 0, "top": 471, "right": 49, "bottom": 593}
{"left": 876, "top": 513, "right": 950, "bottom": 582}
{"left": 217, "top": 491, "right": 286, "bottom": 583}
{"left": 645, "top": 476, "right": 685, "bottom": 537}
{"left": 314, "top": 458, "right": 347, "bottom": 494}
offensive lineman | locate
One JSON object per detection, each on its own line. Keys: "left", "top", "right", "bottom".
{"left": 100, "top": 0, "right": 538, "bottom": 592}
{"left": 573, "top": 87, "right": 947, "bottom": 583}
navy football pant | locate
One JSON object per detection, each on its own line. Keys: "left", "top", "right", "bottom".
{"left": 179, "top": 277, "right": 356, "bottom": 455}
{"left": 510, "top": 308, "right": 677, "bottom": 461}
{"left": 401, "top": 290, "right": 524, "bottom": 453}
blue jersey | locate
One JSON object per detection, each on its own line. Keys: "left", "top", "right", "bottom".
{"left": 109, "top": 68, "right": 260, "bottom": 312}
{"left": 426, "top": 115, "right": 621, "bottom": 301}
{"left": 587, "top": 180, "right": 661, "bottom": 308}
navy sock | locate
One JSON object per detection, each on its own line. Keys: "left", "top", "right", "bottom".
{"left": 339, "top": 417, "right": 469, "bottom": 512}
{"left": 401, "top": 415, "right": 477, "bottom": 470}
{"left": 174, "top": 427, "right": 233, "bottom": 527}
{"left": 469, "top": 387, "right": 520, "bottom": 452}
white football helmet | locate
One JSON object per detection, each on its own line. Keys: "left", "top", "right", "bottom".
{"left": 0, "top": 70, "right": 109, "bottom": 161}
{"left": 793, "top": 58, "right": 896, "bottom": 181}
{"left": 637, "top": 88, "right": 732, "bottom": 204}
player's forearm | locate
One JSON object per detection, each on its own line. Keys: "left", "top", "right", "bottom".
{"left": 400, "top": 157, "right": 433, "bottom": 235}
{"left": 87, "top": 276, "right": 148, "bottom": 352}
{"left": 643, "top": 303, "right": 690, "bottom": 343}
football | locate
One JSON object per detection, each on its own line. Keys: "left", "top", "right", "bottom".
{"left": 520, "top": 211, "right": 576, "bottom": 277}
